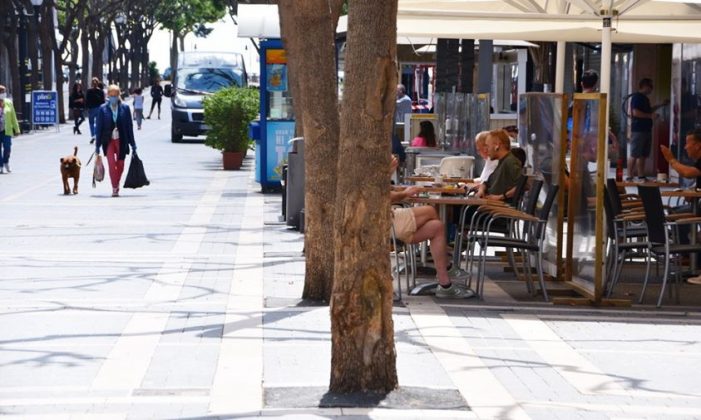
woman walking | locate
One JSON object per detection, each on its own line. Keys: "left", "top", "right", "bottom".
{"left": 95, "top": 85, "right": 137, "bottom": 197}
{"left": 132, "top": 87, "right": 144, "bottom": 130}
{"left": 147, "top": 78, "right": 163, "bottom": 119}
{"left": 86, "top": 77, "right": 105, "bottom": 143}
{"left": 0, "top": 85, "right": 20, "bottom": 174}
{"left": 69, "top": 82, "right": 86, "bottom": 135}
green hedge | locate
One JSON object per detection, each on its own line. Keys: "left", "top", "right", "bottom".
{"left": 203, "top": 87, "right": 259, "bottom": 153}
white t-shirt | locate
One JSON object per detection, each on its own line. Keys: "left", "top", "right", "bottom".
{"left": 476, "top": 158, "right": 498, "bottom": 183}
{"left": 133, "top": 94, "right": 144, "bottom": 110}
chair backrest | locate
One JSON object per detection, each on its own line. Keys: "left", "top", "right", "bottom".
{"left": 523, "top": 179, "right": 544, "bottom": 216}
{"left": 539, "top": 185, "right": 559, "bottom": 221}
{"left": 511, "top": 175, "right": 529, "bottom": 209}
{"left": 637, "top": 185, "right": 667, "bottom": 244}
{"left": 603, "top": 184, "right": 618, "bottom": 240}
{"left": 606, "top": 178, "right": 624, "bottom": 215}
{"left": 530, "top": 185, "right": 559, "bottom": 240}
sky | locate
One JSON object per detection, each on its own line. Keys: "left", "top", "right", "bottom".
{"left": 148, "top": 17, "right": 260, "bottom": 76}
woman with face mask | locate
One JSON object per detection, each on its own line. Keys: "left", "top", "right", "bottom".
{"left": 0, "top": 85, "right": 20, "bottom": 174}
{"left": 95, "top": 85, "right": 137, "bottom": 197}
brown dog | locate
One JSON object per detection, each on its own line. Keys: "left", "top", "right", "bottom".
{"left": 60, "top": 146, "right": 81, "bottom": 195}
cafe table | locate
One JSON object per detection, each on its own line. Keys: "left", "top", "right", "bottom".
{"left": 405, "top": 176, "right": 474, "bottom": 184}
{"left": 616, "top": 180, "right": 680, "bottom": 188}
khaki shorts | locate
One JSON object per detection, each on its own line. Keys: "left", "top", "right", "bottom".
{"left": 392, "top": 208, "right": 417, "bottom": 243}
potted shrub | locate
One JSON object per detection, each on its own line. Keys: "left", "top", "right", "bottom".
{"left": 203, "top": 86, "right": 259, "bottom": 170}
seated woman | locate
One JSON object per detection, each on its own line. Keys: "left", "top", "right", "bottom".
{"left": 410, "top": 121, "right": 437, "bottom": 148}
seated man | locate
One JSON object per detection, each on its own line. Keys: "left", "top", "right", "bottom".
{"left": 390, "top": 157, "right": 472, "bottom": 298}
{"left": 476, "top": 129, "right": 523, "bottom": 203}
{"left": 660, "top": 128, "right": 701, "bottom": 250}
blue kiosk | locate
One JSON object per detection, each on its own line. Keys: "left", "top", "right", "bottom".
{"left": 249, "top": 39, "right": 295, "bottom": 191}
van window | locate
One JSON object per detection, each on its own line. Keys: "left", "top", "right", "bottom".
{"left": 176, "top": 68, "right": 243, "bottom": 93}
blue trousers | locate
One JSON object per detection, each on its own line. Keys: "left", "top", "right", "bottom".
{"left": 88, "top": 107, "right": 100, "bottom": 138}
{"left": 0, "top": 135, "right": 11, "bottom": 165}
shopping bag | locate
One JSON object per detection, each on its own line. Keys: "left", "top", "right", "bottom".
{"left": 92, "top": 154, "right": 105, "bottom": 188}
{"left": 123, "top": 152, "right": 150, "bottom": 189}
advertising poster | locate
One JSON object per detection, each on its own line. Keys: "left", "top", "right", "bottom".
{"left": 31, "top": 90, "right": 59, "bottom": 125}
{"left": 266, "top": 121, "right": 295, "bottom": 182}
{"left": 266, "top": 49, "right": 288, "bottom": 92}
{"left": 266, "top": 64, "right": 287, "bottom": 92}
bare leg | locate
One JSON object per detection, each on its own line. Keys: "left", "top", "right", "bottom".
{"left": 637, "top": 157, "right": 646, "bottom": 178}
{"left": 410, "top": 206, "right": 451, "bottom": 286}
{"left": 628, "top": 156, "right": 637, "bottom": 178}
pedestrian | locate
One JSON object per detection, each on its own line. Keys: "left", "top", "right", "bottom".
{"left": 410, "top": 120, "right": 437, "bottom": 147}
{"left": 395, "top": 84, "right": 412, "bottom": 124}
{"left": 95, "top": 85, "right": 137, "bottom": 197}
{"left": 628, "top": 78, "right": 669, "bottom": 181}
{"left": 0, "top": 84, "right": 20, "bottom": 174}
{"left": 132, "top": 87, "right": 144, "bottom": 130}
{"left": 69, "top": 82, "right": 86, "bottom": 135}
{"left": 147, "top": 78, "right": 163, "bottom": 119}
{"left": 86, "top": 77, "right": 105, "bottom": 144}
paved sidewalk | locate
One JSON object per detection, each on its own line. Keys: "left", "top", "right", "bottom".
{"left": 2, "top": 115, "right": 701, "bottom": 419}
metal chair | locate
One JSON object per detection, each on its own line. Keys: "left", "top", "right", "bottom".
{"left": 473, "top": 184, "right": 557, "bottom": 300}
{"left": 637, "top": 185, "right": 701, "bottom": 307}
{"left": 603, "top": 183, "right": 650, "bottom": 298}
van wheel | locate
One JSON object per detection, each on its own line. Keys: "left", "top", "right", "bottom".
{"left": 171, "top": 126, "right": 182, "bottom": 143}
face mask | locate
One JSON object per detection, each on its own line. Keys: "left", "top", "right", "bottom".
{"left": 108, "top": 96, "right": 119, "bottom": 106}
{"left": 0, "top": 93, "right": 6, "bottom": 100}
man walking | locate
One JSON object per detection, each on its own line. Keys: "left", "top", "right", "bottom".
{"left": 628, "top": 78, "right": 668, "bottom": 181}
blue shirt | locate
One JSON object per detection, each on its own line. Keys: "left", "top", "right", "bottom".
{"left": 631, "top": 92, "right": 653, "bottom": 133}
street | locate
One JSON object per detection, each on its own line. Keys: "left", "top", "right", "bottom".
{"left": 0, "top": 102, "right": 269, "bottom": 418}
{"left": 2, "top": 101, "right": 701, "bottom": 419}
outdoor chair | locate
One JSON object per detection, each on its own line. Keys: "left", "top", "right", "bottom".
{"left": 463, "top": 180, "right": 544, "bottom": 292}
{"left": 637, "top": 185, "right": 701, "bottom": 307}
{"left": 390, "top": 204, "right": 418, "bottom": 300}
{"left": 456, "top": 176, "right": 536, "bottom": 290}
{"left": 472, "top": 183, "right": 556, "bottom": 301}
{"left": 603, "top": 183, "right": 650, "bottom": 298}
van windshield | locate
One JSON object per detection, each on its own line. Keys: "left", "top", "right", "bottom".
{"left": 176, "top": 68, "right": 240, "bottom": 94}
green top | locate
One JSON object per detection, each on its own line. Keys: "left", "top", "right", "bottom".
{"left": 2, "top": 99, "right": 20, "bottom": 137}
{"left": 486, "top": 152, "right": 522, "bottom": 196}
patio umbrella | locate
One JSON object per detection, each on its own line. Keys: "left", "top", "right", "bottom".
{"left": 397, "top": 0, "right": 701, "bottom": 95}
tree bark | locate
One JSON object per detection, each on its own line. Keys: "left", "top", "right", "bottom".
{"left": 330, "top": 0, "right": 398, "bottom": 393}
{"left": 279, "top": 0, "right": 344, "bottom": 303}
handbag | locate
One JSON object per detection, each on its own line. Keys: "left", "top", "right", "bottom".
{"left": 92, "top": 154, "right": 105, "bottom": 188}
{"left": 123, "top": 152, "right": 150, "bottom": 189}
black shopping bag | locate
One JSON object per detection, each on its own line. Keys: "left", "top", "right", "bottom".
{"left": 123, "top": 152, "right": 150, "bottom": 189}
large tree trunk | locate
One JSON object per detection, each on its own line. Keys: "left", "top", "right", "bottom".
{"left": 279, "top": 0, "right": 344, "bottom": 303}
{"left": 39, "top": 4, "right": 54, "bottom": 90}
{"left": 329, "top": 0, "right": 398, "bottom": 393}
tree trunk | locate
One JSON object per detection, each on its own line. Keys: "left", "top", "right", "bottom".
{"left": 279, "top": 0, "right": 344, "bottom": 303}
{"left": 170, "top": 31, "right": 178, "bottom": 71}
{"left": 80, "top": 29, "right": 90, "bottom": 85}
{"left": 329, "top": 0, "right": 398, "bottom": 393}
{"left": 39, "top": 4, "right": 54, "bottom": 90}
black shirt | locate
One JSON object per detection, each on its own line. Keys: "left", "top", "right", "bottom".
{"left": 151, "top": 85, "right": 163, "bottom": 99}
{"left": 85, "top": 87, "right": 105, "bottom": 109}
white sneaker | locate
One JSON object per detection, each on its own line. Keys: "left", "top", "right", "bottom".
{"left": 4, "top": 164, "right": 11, "bottom": 173}
{"left": 435, "top": 282, "right": 476, "bottom": 299}
{"left": 0, "top": 166, "right": 3, "bottom": 174}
